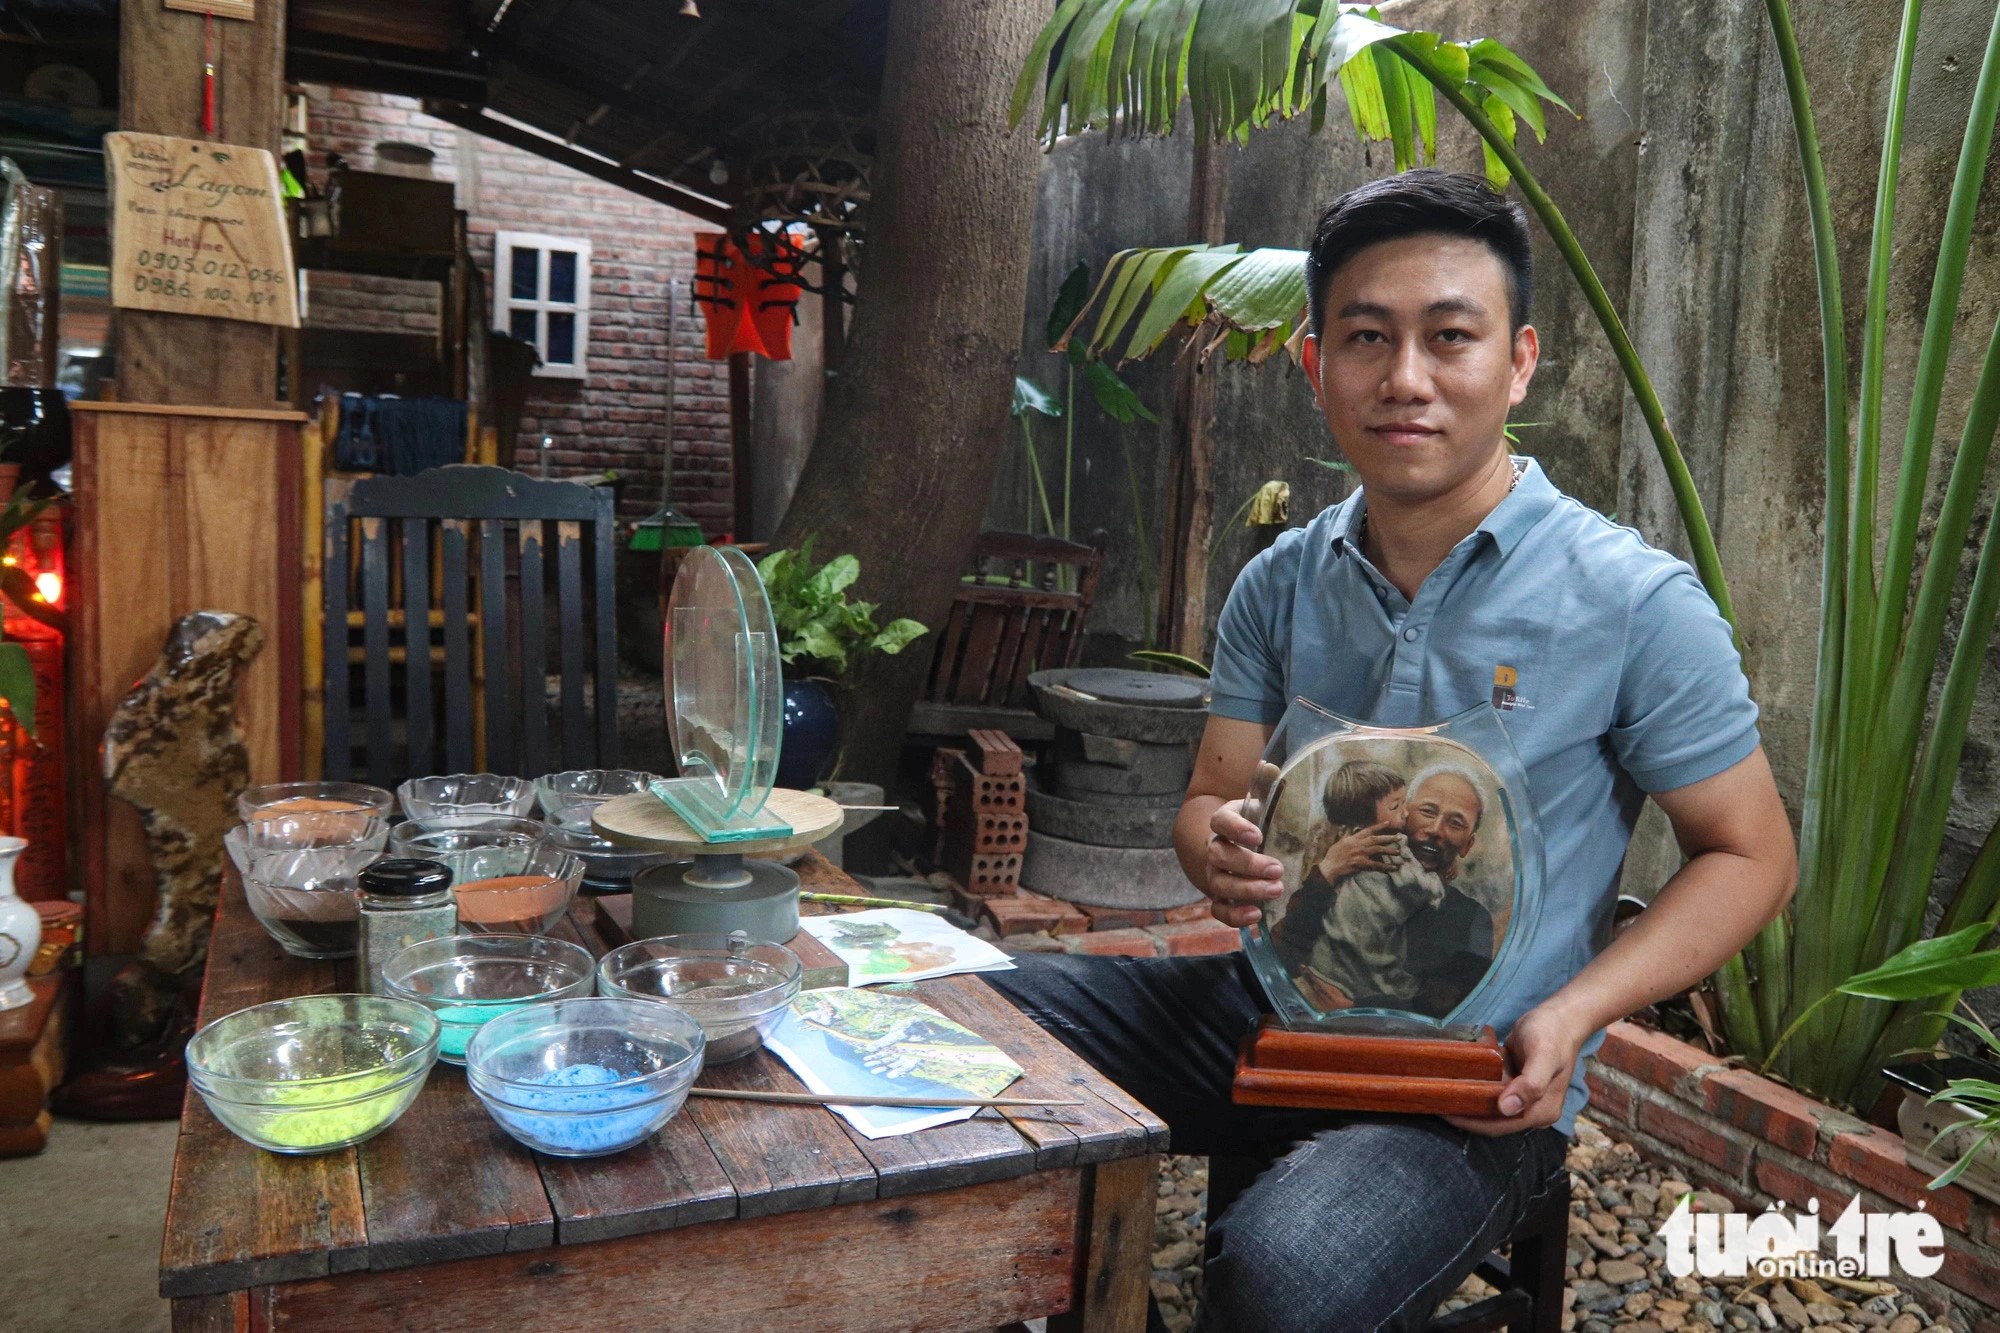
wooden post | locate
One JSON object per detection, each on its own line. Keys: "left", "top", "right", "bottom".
{"left": 117, "top": 0, "right": 287, "bottom": 406}
{"left": 1156, "top": 136, "right": 1229, "bottom": 658}
{"left": 729, "top": 351, "right": 753, "bottom": 540}
{"left": 70, "top": 403, "right": 305, "bottom": 955}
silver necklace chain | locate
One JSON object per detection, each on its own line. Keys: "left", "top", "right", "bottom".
{"left": 1358, "top": 456, "right": 1524, "bottom": 552}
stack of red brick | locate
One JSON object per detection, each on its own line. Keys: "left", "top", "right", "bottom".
{"left": 930, "top": 730, "right": 1239, "bottom": 959}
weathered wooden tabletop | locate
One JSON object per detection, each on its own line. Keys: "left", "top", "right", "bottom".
{"left": 162, "top": 851, "right": 1166, "bottom": 1332}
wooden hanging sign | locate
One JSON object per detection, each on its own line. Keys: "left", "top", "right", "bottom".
{"left": 105, "top": 131, "right": 298, "bottom": 328}
{"left": 163, "top": 0, "right": 256, "bottom": 20}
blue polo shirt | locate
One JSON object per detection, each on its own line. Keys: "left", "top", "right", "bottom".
{"left": 1210, "top": 457, "right": 1759, "bottom": 1135}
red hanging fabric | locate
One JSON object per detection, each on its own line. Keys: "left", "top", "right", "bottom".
{"left": 693, "top": 231, "right": 805, "bottom": 362}
{"left": 742, "top": 233, "right": 804, "bottom": 362}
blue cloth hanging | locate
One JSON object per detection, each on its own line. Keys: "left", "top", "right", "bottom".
{"left": 333, "top": 395, "right": 467, "bottom": 475}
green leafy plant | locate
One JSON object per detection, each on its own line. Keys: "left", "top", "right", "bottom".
{"left": 0, "top": 484, "right": 59, "bottom": 739}
{"left": 1129, "top": 649, "right": 1210, "bottom": 678}
{"left": 755, "top": 538, "right": 928, "bottom": 679}
{"left": 1016, "top": 260, "right": 1163, "bottom": 613}
{"left": 1014, "top": 0, "right": 2000, "bottom": 1112}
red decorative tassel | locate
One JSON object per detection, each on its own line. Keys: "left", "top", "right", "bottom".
{"left": 200, "top": 11, "right": 217, "bottom": 137}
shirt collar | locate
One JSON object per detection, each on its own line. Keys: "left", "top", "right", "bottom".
{"left": 1328, "top": 455, "right": 1559, "bottom": 560}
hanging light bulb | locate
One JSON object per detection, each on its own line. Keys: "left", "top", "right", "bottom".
{"left": 679, "top": 0, "right": 700, "bottom": 16}
{"left": 708, "top": 157, "right": 729, "bottom": 185}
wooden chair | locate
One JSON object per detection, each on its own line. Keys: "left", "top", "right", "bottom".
{"left": 323, "top": 465, "right": 620, "bottom": 787}
{"left": 907, "top": 530, "right": 1104, "bottom": 741}
{"left": 1205, "top": 1153, "right": 1570, "bottom": 1332}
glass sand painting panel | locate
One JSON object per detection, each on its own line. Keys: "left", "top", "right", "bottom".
{"left": 1243, "top": 700, "right": 1545, "bottom": 1036}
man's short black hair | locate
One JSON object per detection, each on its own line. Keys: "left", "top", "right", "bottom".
{"left": 1305, "top": 168, "right": 1533, "bottom": 338}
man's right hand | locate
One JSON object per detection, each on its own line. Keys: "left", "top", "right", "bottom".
{"left": 1205, "top": 798, "right": 1285, "bottom": 928}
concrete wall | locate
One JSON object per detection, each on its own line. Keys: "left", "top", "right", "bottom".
{"left": 1615, "top": 0, "right": 2000, "bottom": 917}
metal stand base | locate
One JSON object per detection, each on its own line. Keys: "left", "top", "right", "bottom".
{"left": 631, "top": 853, "right": 801, "bottom": 942}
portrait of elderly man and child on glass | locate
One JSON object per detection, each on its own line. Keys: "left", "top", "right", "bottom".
{"left": 1244, "top": 702, "right": 1544, "bottom": 1034}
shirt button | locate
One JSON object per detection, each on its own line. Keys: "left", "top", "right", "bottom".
{"left": 1403, "top": 626, "right": 1421, "bottom": 642}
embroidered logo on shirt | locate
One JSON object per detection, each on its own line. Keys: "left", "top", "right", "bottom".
{"left": 1492, "top": 665, "right": 1534, "bottom": 712}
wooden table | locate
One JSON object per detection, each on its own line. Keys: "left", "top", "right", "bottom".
{"left": 161, "top": 852, "right": 1166, "bottom": 1332}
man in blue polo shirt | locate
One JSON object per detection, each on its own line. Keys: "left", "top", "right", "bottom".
{"left": 986, "top": 169, "right": 1795, "bottom": 1332}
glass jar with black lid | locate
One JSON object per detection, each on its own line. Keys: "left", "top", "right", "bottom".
{"left": 357, "top": 858, "right": 457, "bottom": 995}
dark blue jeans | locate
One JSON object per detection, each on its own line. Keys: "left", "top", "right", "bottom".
{"left": 983, "top": 951, "right": 1569, "bottom": 1333}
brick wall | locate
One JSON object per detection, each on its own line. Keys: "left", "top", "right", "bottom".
{"left": 1587, "top": 1021, "right": 2000, "bottom": 1324}
{"left": 302, "top": 87, "right": 735, "bottom": 530}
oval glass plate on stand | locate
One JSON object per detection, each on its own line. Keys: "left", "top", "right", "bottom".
{"left": 594, "top": 546, "right": 839, "bottom": 943}
{"left": 654, "top": 545, "right": 787, "bottom": 840}
{"left": 1231, "top": 697, "right": 1547, "bottom": 1116}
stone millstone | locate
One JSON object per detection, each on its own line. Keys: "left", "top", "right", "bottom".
{"left": 1025, "top": 782, "right": 1179, "bottom": 849}
{"left": 1048, "top": 729, "right": 1194, "bottom": 797}
{"left": 1035, "top": 667, "right": 1208, "bottom": 708}
{"left": 1021, "top": 830, "right": 1205, "bottom": 909}
{"left": 1029, "top": 669, "right": 1211, "bottom": 744}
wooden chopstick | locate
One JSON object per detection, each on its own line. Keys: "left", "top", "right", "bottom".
{"left": 687, "top": 1088, "right": 1083, "bottom": 1109}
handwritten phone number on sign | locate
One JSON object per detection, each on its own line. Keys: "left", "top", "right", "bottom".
{"left": 135, "top": 249, "right": 286, "bottom": 285}
{"left": 131, "top": 273, "right": 283, "bottom": 306}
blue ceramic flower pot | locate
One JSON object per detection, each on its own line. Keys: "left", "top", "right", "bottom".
{"left": 776, "top": 679, "right": 839, "bottom": 790}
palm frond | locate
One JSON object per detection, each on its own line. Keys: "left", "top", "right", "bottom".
{"left": 1055, "top": 244, "right": 1308, "bottom": 365}
{"left": 1010, "top": 2, "right": 1570, "bottom": 187}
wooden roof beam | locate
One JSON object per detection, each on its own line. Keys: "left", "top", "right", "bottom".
{"left": 424, "top": 101, "right": 731, "bottom": 226}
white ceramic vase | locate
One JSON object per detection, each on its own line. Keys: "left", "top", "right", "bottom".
{"left": 0, "top": 836, "right": 37, "bottom": 1011}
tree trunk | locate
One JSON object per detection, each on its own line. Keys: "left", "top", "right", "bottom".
{"left": 773, "top": 0, "right": 1044, "bottom": 786}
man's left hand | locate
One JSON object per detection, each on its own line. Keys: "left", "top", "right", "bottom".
{"left": 1444, "top": 1002, "right": 1588, "bottom": 1137}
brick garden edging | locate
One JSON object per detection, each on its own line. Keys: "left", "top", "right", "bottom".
{"left": 1587, "top": 1021, "right": 2000, "bottom": 1320}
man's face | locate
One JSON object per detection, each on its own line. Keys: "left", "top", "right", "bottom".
{"left": 1300, "top": 234, "right": 1538, "bottom": 505}
{"left": 1404, "top": 773, "right": 1480, "bottom": 875}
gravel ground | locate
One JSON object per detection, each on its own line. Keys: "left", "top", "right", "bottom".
{"left": 1147, "top": 1115, "right": 1970, "bottom": 1333}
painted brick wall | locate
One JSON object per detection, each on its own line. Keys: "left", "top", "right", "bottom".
{"left": 302, "top": 86, "right": 735, "bottom": 530}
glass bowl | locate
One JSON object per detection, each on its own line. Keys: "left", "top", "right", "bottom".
{"left": 238, "top": 782, "right": 394, "bottom": 835}
{"left": 380, "top": 934, "right": 595, "bottom": 1063}
{"left": 388, "top": 815, "right": 548, "bottom": 884}
{"left": 465, "top": 996, "right": 705, "bottom": 1157}
{"left": 185, "top": 994, "right": 440, "bottom": 1154}
{"left": 448, "top": 843, "right": 585, "bottom": 935}
{"left": 534, "top": 769, "right": 658, "bottom": 820}
{"left": 597, "top": 933, "right": 802, "bottom": 1063}
{"left": 225, "top": 816, "right": 389, "bottom": 959}
{"left": 543, "top": 808, "right": 674, "bottom": 891}
{"left": 397, "top": 774, "right": 538, "bottom": 820}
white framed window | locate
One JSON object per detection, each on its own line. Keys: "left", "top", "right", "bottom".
{"left": 495, "top": 231, "right": 591, "bottom": 378}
